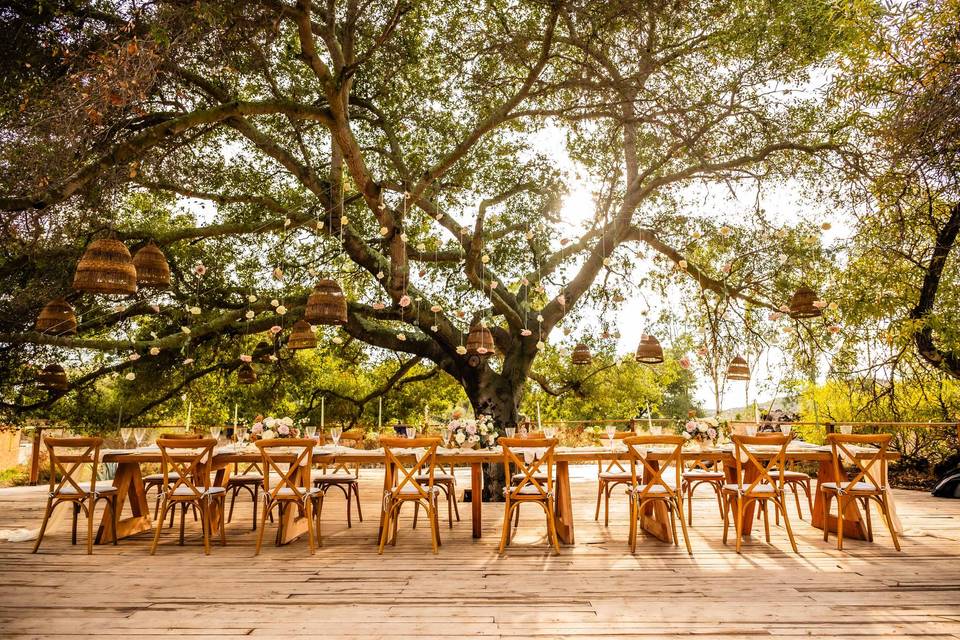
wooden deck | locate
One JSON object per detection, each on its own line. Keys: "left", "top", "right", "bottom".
{"left": 1, "top": 465, "right": 959, "bottom": 639}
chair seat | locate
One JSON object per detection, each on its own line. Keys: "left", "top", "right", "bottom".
{"left": 268, "top": 486, "right": 324, "bottom": 499}
{"left": 512, "top": 472, "right": 548, "bottom": 482}
{"left": 392, "top": 484, "right": 442, "bottom": 496}
{"left": 56, "top": 481, "right": 118, "bottom": 496}
{"left": 821, "top": 481, "right": 880, "bottom": 493}
{"left": 514, "top": 484, "right": 551, "bottom": 496}
{"left": 781, "top": 470, "right": 811, "bottom": 480}
{"left": 416, "top": 473, "right": 455, "bottom": 482}
{"left": 627, "top": 484, "right": 671, "bottom": 495}
{"left": 229, "top": 473, "right": 263, "bottom": 483}
{"left": 682, "top": 470, "right": 724, "bottom": 479}
{"left": 722, "top": 483, "right": 776, "bottom": 494}
{"left": 599, "top": 471, "right": 633, "bottom": 481}
{"left": 171, "top": 486, "right": 227, "bottom": 497}
{"left": 144, "top": 472, "right": 180, "bottom": 483}
{"left": 313, "top": 473, "right": 358, "bottom": 484}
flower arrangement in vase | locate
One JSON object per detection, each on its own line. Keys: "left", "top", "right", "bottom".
{"left": 250, "top": 415, "right": 299, "bottom": 440}
{"left": 446, "top": 408, "right": 495, "bottom": 449}
{"left": 682, "top": 415, "right": 719, "bottom": 449}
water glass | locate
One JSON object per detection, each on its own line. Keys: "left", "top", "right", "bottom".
{"left": 840, "top": 424, "right": 853, "bottom": 435}
{"left": 405, "top": 427, "right": 416, "bottom": 439}
{"left": 211, "top": 426, "right": 222, "bottom": 442}
{"left": 543, "top": 427, "right": 556, "bottom": 439}
{"left": 779, "top": 424, "right": 793, "bottom": 435}
{"left": 305, "top": 425, "right": 317, "bottom": 440}
{"left": 235, "top": 426, "right": 248, "bottom": 447}
{"left": 745, "top": 425, "right": 757, "bottom": 436}
{"left": 331, "top": 427, "right": 343, "bottom": 451}
{"left": 505, "top": 427, "right": 516, "bottom": 438}
{"left": 120, "top": 427, "right": 132, "bottom": 448}
{"left": 605, "top": 425, "right": 616, "bottom": 449}
{"left": 133, "top": 427, "right": 146, "bottom": 448}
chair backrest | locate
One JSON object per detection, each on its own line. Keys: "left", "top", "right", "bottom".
{"left": 599, "top": 430, "right": 637, "bottom": 473}
{"left": 380, "top": 437, "right": 441, "bottom": 501}
{"left": 500, "top": 437, "right": 557, "bottom": 499}
{"left": 729, "top": 433, "right": 791, "bottom": 492}
{"left": 159, "top": 432, "right": 205, "bottom": 440}
{"left": 321, "top": 429, "right": 365, "bottom": 476}
{"left": 623, "top": 435, "right": 684, "bottom": 499}
{"left": 380, "top": 438, "right": 440, "bottom": 500}
{"left": 44, "top": 437, "right": 104, "bottom": 496}
{"left": 255, "top": 438, "right": 316, "bottom": 501}
{"left": 156, "top": 437, "right": 217, "bottom": 498}
{"left": 826, "top": 433, "right": 891, "bottom": 491}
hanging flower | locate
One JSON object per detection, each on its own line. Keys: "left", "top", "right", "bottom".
{"left": 490, "top": 281, "right": 498, "bottom": 289}
{"left": 373, "top": 302, "right": 385, "bottom": 310}
{"left": 520, "top": 277, "right": 529, "bottom": 286}
{"left": 182, "top": 358, "right": 194, "bottom": 365}
{"left": 275, "top": 305, "right": 287, "bottom": 315}
{"left": 190, "top": 306, "right": 201, "bottom": 315}
{"left": 399, "top": 233, "right": 408, "bottom": 243}
{"left": 149, "top": 304, "right": 160, "bottom": 314}
{"left": 180, "top": 326, "right": 191, "bottom": 334}
{"left": 456, "top": 345, "right": 467, "bottom": 355}
{"left": 380, "top": 226, "right": 389, "bottom": 236}
{"left": 283, "top": 217, "right": 292, "bottom": 228}
{"left": 248, "top": 294, "right": 258, "bottom": 303}
{"left": 769, "top": 311, "right": 783, "bottom": 321}
{"left": 435, "top": 213, "right": 443, "bottom": 221}
{"left": 416, "top": 243, "right": 427, "bottom": 252}
{"left": 558, "top": 294, "right": 566, "bottom": 306}
{"left": 430, "top": 325, "right": 438, "bottom": 332}
{"left": 270, "top": 299, "right": 279, "bottom": 307}
{"left": 812, "top": 300, "right": 828, "bottom": 309}
{"left": 128, "top": 353, "right": 141, "bottom": 361}
{"left": 477, "top": 347, "right": 488, "bottom": 355}
{"left": 821, "top": 222, "right": 832, "bottom": 231}
{"left": 273, "top": 267, "right": 284, "bottom": 280}
{"left": 194, "top": 263, "right": 207, "bottom": 276}
{"left": 113, "top": 304, "right": 126, "bottom": 313}
{"left": 560, "top": 238, "right": 570, "bottom": 246}
{"left": 525, "top": 230, "right": 534, "bottom": 240}
{"left": 679, "top": 356, "right": 691, "bottom": 369}
{"left": 456, "top": 310, "right": 466, "bottom": 318}
{"left": 719, "top": 226, "right": 732, "bottom": 237}
{"left": 332, "top": 336, "right": 344, "bottom": 345}
{"left": 149, "top": 347, "right": 160, "bottom": 356}
{"left": 721, "top": 263, "right": 732, "bottom": 274}
{"left": 678, "top": 259, "right": 688, "bottom": 270}
{"left": 779, "top": 304, "right": 790, "bottom": 313}
{"left": 480, "top": 254, "right": 490, "bottom": 264}
{"left": 125, "top": 372, "right": 136, "bottom": 381}
{"left": 536, "top": 314, "right": 544, "bottom": 322}
{"left": 396, "top": 333, "right": 406, "bottom": 341}
{"left": 268, "top": 354, "right": 278, "bottom": 362}
{"left": 399, "top": 295, "right": 411, "bottom": 307}
{"left": 376, "top": 271, "right": 385, "bottom": 280}
{"left": 340, "top": 216, "right": 349, "bottom": 225}
{"left": 430, "top": 304, "right": 442, "bottom": 313}
{"left": 602, "top": 257, "right": 611, "bottom": 267}
{"left": 804, "top": 235, "right": 817, "bottom": 245}
{"left": 692, "top": 231, "right": 702, "bottom": 240}
{"left": 828, "top": 324, "right": 841, "bottom": 334}
{"left": 269, "top": 325, "right": 282, "bottom": 334}
{"left": 536, "top": 340, "right": 545, "bottom": 350}
{"left": 245, "top": 310, "right": 255, "bottom": 319}
{"left": 240, "top": 354, "right": 253, "bottom": 363}
{"left": 828, "top": 301, "right": 839, "bottom": 311}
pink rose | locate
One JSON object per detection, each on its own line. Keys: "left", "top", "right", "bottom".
{"left": 270, "top": 325, "right": 282, "bottom": 334}
{"left": 685, "top": 421, "right": 696, "bottom": 432}
{"left": 194, "top": 263, "right": 207, "bottom": 276}
{"left": 277, "top": 424, "right": 290, "bottom": 436}
{"left": 251, "top": 423, "right": 263, "bottom": 434}
{"left": 399, "top": 295, "right": 411, "bottom": 308}
{"left": 679, "top": 356, "right": 691, "bottom": 369}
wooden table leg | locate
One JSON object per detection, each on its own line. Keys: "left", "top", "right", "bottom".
{"left": 471, "top": 463, "right": 482, "bottom": 539}
{"left": 97, "top": 461, "right": 152, "bottom": 543}
{"left": 638, "top": 460, "right": 672, "bottom": 543}
{"left": 208, "top": 464, "right": 230, "bottom": 537}
{"left": 554, "top": 461, "right": 575, "bottom": 544}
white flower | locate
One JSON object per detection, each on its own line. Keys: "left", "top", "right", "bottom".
{"left": 430, "top": 304, "right": 442, "bottom": 313}
{"left": 283, "top": 217, "right": 292, "bottom": 228}
{"left": 340, "top": 216, "right": 349, "bottom": 225}
{"left": 692, "top": 231, "right": 702, "bottom": 239}
{"left": 720, "top": 226, "right": 732, "bottom": 237}
{"left": 490, "top": 281, "right": 498, "bottom": 289}
{"left": 275, "top": 305, "right": 287, "bottom": 315}
{"left": 602, "top": 257, "right": 611, "bottom": 267}
{"left": 456, "top": 345, "right": 467, "bottom": 355}
{"left": 828, "top": 302, "right": 839, "bottom": 311}
{"left": 282, "top": 416, "right": 294, "bottom": 426}
{"left": 261, "top": 430, "right": 275, "bottom": 440}
{"left": 536, "top": 341, "right": 545, "bottom": 349}
{"left": 376, "top": 271, "right": 385, "bottom": 280}
{"left": 124, "top": 372, "right": 136, "bottom": 380}
{"left": 380, "top": 226, "right": 389, "bottom": 236}
{"left": 521, "top": 329, "right": 532, "bottom": 337}
{"left": 240, "top": 354, "right": 252, "bottom": 363}
{"left": 416, "top": 243, "right": 427, "bottom": 252}
{"left": 455, "top": 432, "right": 466, "bottom": 444}
{"left": 149, "top": 347, "right": 160, "bottom": 356}
{"left": 430, "top": 325, "right": 438, "bottom": 332}
{"left": 525, "top": 230, "right": 534, "bottom": 239}
{"left": 537, "top": 314, "right": 544, "bottom": 322}
{"left": 245, "top": 310, "right": 255, "bottom": 319}
{"left": 396, "top": 333, "right": 406, "bottom": 341}
{"left": 480, "top": 254, "right": 490, "bottom": 264}
{"left": 270, "top": 299, "right": 279, "bottom": 307}
{"left": 399, "top": 233, "right": 408, "bottom": 242}
{"left": 268, "top": 354, "right": 278, "bottom": 362}
{"left": 194, "top": 263, "right": 206, "bottom": 276}
{"left": 182, "top": 358, "right": 194, "bottom": 365}
{"left": 332, "top": 336, "right": 344, "bottom": 344}
{"left": 180, "top": 326, "right": 191, "bottom": 334}
{"left": 128, "top": 353, "right": 140, "bottom": 361}
{"left": 190, "top": 306, "right": 201, "bottom": 315}
{"left": 247, "top": 294, "right": 257, "bottom": 303}
{"left": 678, "top": 259, "right": 687, "bottom": 270}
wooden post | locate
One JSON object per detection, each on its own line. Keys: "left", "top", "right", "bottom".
{"left": 29, "top": 427, "right": 43, "bottom": 485}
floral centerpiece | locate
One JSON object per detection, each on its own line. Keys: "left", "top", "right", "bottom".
{"left": 446, "top": 408, "right": 496, "bottom": 449}
{"left": 250, "top": 415, "right": 300, "bottom": 440}
{"left": 682, "top": 415, "right": 719, "bottom": 448}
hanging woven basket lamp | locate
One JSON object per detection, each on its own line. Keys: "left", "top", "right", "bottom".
{"left": 254, "top": 340, "right": 273, "bottom": 363}
{"left": 287, "top": 319, "right": 317, "bottom": 350}
{"left": 635, "top": 334, "right": 664, "bottom": 364}
{"left": 132, "top": 241, "right": 171, "bottom": 289}
{"left": 37, "top": 364, "right": 68, "bottom": 391}
{"left": 304, "top": 279, "right": 348, "bottom": 325}
{"left": 788, "top": 285, "right": 822, "bottom": 319}
{"left": 73, "top": 237, "right": 137, "bottom": 296}
{"left": 572, "top": 343, "right": 592, "bottom": 365}
{"left": 237, "top": 362, "right": 257, "bottom": 384}
{"left": 35, "top": 298, "right": 77, "bottom": 336}
{"left": 727, "top": 355, "right": 751, "bottom": 380}
{"left": 465, "top": 323, "right": 495, "bottom": 367}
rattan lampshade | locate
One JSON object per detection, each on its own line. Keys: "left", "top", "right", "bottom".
{"left": 304, "top": 279, "right": 347, "bottom": 325}
{"left": 286, "top": 319, "right": 317, "bottom": 350}
{"left": 37, "top": 364, "right": 68, "bottom": 391}
{"left": 35, "top": 298, "right": 77, "bottom": 336}
{"left": 727, "top": 355, "right": 751, "bottom": 380}
{"left": 789, "top": 285, "right": 822, "bottom": 318}
{"left": 572, "top": 343, "right": 592, "bottom": 365}
{"left": 237, "top": 363, "right": 257, "bottom": 384}
{"left": 72, "top": 238, "right": 137, "bottom": 295}
{"left": 635, "top": 334, "right": 664, "bottom": 364}
{"left": 466, "top": 324, "right": 495, "bottom": 356}
{"left": 132, "top": 241, "right": 171, "bottom": 289}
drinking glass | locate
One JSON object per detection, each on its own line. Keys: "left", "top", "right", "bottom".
{"left": 120, "top": 427, "right": 132, "bottom": 449}
{"left": 840, "top": 424, "right": 853, "bottom": 435}
{"left": 779, "top": 424, "right": 793, "bottom": 435}
{"left": 235, "top": 426, "right": 248, "bottom": 448}
{"left": 543, "top": 427, "right": 556, "bottom": 439}
{"left": 441, "top": 430, "right": 451, "bottom": 448}
{"left": 331, "top": 427, "right": 343, "bottom": 451}
{"left": 505, "top": 427, "right": 516, "bottom": 438}
{"left": 133, "top": 427, "right": 146, "bottom": 448}
{"left": 746, "top": 425, "right": 757, "bottom": 437}
{"left": 605, "top": 425, "right": 617, "bottom": 449}
{"left": 305, "top": 425, "right": 317, "bottom": 440}
{"left": 405, "top": 427, "right": 416, "bottom": 439}
{"left": 211, "top": 426, "right": 222, "bottom": 442}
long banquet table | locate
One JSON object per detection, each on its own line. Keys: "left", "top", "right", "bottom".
{"left": 97, "top": 444, "right": 900, "bottom": 547}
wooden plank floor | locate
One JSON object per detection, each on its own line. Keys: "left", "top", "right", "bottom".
{"left": 1, "top": 465, "right": 959, "bottom": 639}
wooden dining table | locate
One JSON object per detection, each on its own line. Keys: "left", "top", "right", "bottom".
{"left": 97, "top": 444, "right": 900, "bottom": 546}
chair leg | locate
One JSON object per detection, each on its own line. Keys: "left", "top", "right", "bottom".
{"left": 304, "top": 500, "right": 316, "bottom": 555}
{"left": 793, "top": 482, "right": 804, "bottom": 520}
{"left": 862, "top": 497, "right": 874, "bottom": 542}
{"left": 684, "top": 483, "right": 693, "bottom": 526}
{"left": 804, "top": 480, "right": 813, "bottom": 514}
{"left": 227, "top": 486, "right": 238, "bottom": 524}
{"left": 545, "top": 501, "right": 561, "bottom": 554}
{"left": 604, "top": 483, "right": 612, "bottom": 527}
{"left": 836, "top": 495, "right": 845, "bottom": 551}
{"left": 513, "top": 500, "right": 521, "bottom": 530}
{"left": 252, "top": 484, "right": 259, "bottom": 531}
{"left": 667, "top": 498, "right": 679, "bottom": 547}
{"left": 346, "top": 484, "right": 353, "bottom": 528}
{"left": 628, "top": 496, "right": 638, "bottom": 553}
{"left": 109, "top": 496, "right": 119, "bottom": 545}
{"left": 822, "top": 491, "right": 832, "bottom": 543}
{"left": 378, "top": 501, "right": 393, "bottom": 554}
{"left": 254, "top": 500, "right": 270, "bottom": 556}
{"left": 722, "top": 494, "right": 731, "bottom": 545}
{"left": 150, "top": 499, "right": 169, "bottom": 555}
{"left": 878, "top": 496, "right": 901, "bottom": 552}
{"left": 219, "top": 496, "right": 227, "bottom": 546}
{"left": 200, "top": 500, "right": 211, "bottom": 556}
{"left": 734, "top": 496, "right": 744, "bottom": 553}
{"left": 446, "top": 484, "right": 455, "bottom": 528}
{"left": 153, "top": 487, "right": 162, "bottom": 520}
{"left": 676, "top": 498, "right": 693, "bottom": 555}
{"left": 179, "top": 503, "right": 187, "bottom": 545}
{"left": 71, "top": 502, "right": 79, "bottom": 545}
{"left": 778, "top": 496, "right": 799, "bottom": 553}
{"left": 354, "top": 482, "right": 364, "bottom": 522}
{"left": 32, "top": 498, "right": 55, "bottom": 554}
{"left": 450, "top": 484, "right": 459, "bottom": 522}
{"left": 427, "top": 501, "right": 440, "bottom": 554}
{"left": 85, "top": 496, "right": 96, "bottom": 555}
{"left": 391, "top": 502, "right": 401, "bottom": 546}
{"left": 315, "top": 494, "right": 324, "bottom": 547}
{"left": 761, "top": 499, "right": 771, "bottom": 543}
{"left": 412, "top": 501, "right": 420, "bottom": 530}
{"left": 714, "top": 483, "right": 724, "bottom": 520}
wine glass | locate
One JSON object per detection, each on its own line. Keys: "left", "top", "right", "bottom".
{"left": 779, "top": 424, "right": 793, "bottom": 435}
{"left": 120, "top": 427, "right": 132, "bottom": 449}
{"left": 211, "top": 426, "right": 222, "bottom": 443}
{"left": 133, "top": 427, "right": 146, "bottom": 448}
{"left": 305, "top": 425, "right": 317, "bottom": 441}
{"left": 330, "top": 426, "right": 343, "bottom": 452}
{"left": 441, "top": 429, "right": 451, "bottom": 448}
{"left": 543, "top": 427, "right": 556, "bottom": 439}
{"left": 746, "top": 425, "right": 758, "bottom": 437}
{"left": 605, "top": 425, "right": 617, "bottom": 449}
{"left": 505, "top": 427, "right": 516, "bottom": 438}
{"left": 235, "top": 426, "right": 248, "bottom": 448}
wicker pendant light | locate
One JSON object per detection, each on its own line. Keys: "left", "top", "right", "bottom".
{"left": 237, "top": 363, "right": 257, "bottom": 384}
{"left": 635, "top": 334, "right": 664, "bottom": 364}
{"left": 464, "top": 323, "right": 495, "bottom": 367}
{"left": 73, "top": 237, "right": 137, "bottom": 295}
{"left": 572, "top": 343, "right": 592, "bottom": 365}
{"left": 35, "top": 298, "right": 77, "bottom": 336}
{"left": 37, "top": 364, "right": 68, "bottom": 391}
{"left": 132, "top": 241, "right": 171, "bottom": 289}
{"left": 287, "top": 319, "right": 317, "bottom": 350}
{"left": 304, "top": 279, "right": 347, "bottom": 325}
{"left": 727, "top": 355, "right": 751, "bottom": 380}
{"left": 788, "top": 285, "right": 821, "bottom": 318}
{"left": 254, "top": 340, "right": 273, "bottom": 363}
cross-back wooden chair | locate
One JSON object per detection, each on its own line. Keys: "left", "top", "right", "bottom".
{"left": 33, "top": 437, "right": 118, "bottom": 554}
{"left": 379, "top": 437, "right": 442, "bottom": 554}
{"left": 150, "top": 437, "right": 226, "bottom": 555}
{"left": 750, "top": 431, "right": 813, "bottom": 521}
{"left": 255, "top": 438, "right": 324, "bottom": 555}
{"left": 595, "top": 430, "right": 637, "bottom": 526}
{"left": 623, "top": 435, "right": 692, "bottom": 554}
{"left": 312, "top": 429, "right": 363, "bottom": 527}
{"left": 227, "top": 458, "right": 265, "bottom": 531}
{"left": 822, "top": 433, "right": 900, "bottom": 551}
{"left": 498, "top": 437, "right": 560, "bottom": 554}
{"left": 722, "top": 434, "right": 798, "bottom": 553}
{"left": 144, "top": 432, "right": 203, "bottom": 526}
{"left": 681, "top": 456, "right": 725, "bottom": 526}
